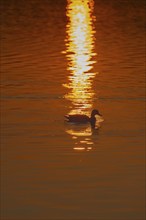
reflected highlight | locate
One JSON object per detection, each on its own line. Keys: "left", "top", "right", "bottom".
{"left": 64, "top": 0, "right": 97, "bottom": 115}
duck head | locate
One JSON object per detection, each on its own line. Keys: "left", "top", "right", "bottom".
{"left": 91, "top": 109, "right": 102, "bottom": 117}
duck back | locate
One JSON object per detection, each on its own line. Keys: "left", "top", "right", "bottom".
{"left": 65, "top": 114, "right": 90, "bottom": 123}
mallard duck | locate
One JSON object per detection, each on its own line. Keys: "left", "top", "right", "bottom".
{"left": 64, "top": 109, "right": 102, "bottom": 128}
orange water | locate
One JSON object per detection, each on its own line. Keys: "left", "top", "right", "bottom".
{"left": 1, "top": 0, "right": 145, "bottom": 219}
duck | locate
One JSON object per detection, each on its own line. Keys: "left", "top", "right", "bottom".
{"left": 64, "top": 109, "right": 102, "bottom": 128}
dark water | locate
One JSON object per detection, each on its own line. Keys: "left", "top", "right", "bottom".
{"left": 1, "top": 0, "right": 145, "bottom": 219}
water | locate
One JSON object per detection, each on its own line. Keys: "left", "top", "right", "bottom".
{"left": 1, "top": 0, "right": 145, "bottom": 219}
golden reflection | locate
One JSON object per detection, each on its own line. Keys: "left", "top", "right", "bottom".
{"left": 73, "top": 147, "right": 86, "bottom": 151}
{"left": 64, "top": 0, "right": 97, "bottom": 115}
{"left": 63, "top": 0, "right": 97, "bottom": 150}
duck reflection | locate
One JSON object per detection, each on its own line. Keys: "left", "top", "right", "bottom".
{"left": 65, "top": 123, "right": 99, "bottom": 151}
{"left": 63, "top": 0, "right": 100, "bottom": 150}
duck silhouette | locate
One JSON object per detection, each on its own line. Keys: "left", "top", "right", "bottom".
{"left": 64, "top": 109, "right": 102, "bottom": 128}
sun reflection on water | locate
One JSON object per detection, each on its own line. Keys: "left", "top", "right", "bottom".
{"left": 63, "top": 0, "right": 98, "bottom": 150}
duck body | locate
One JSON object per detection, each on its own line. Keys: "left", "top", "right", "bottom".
{"left": 64, "top": 109, "right": 102, "bottom": 128}
{"left": 65, "top": 114, "right": 90, "bottom": 123}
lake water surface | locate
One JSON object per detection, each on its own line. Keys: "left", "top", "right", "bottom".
{"left": 1, "top": 0, "right": 145, "bottom": 219}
